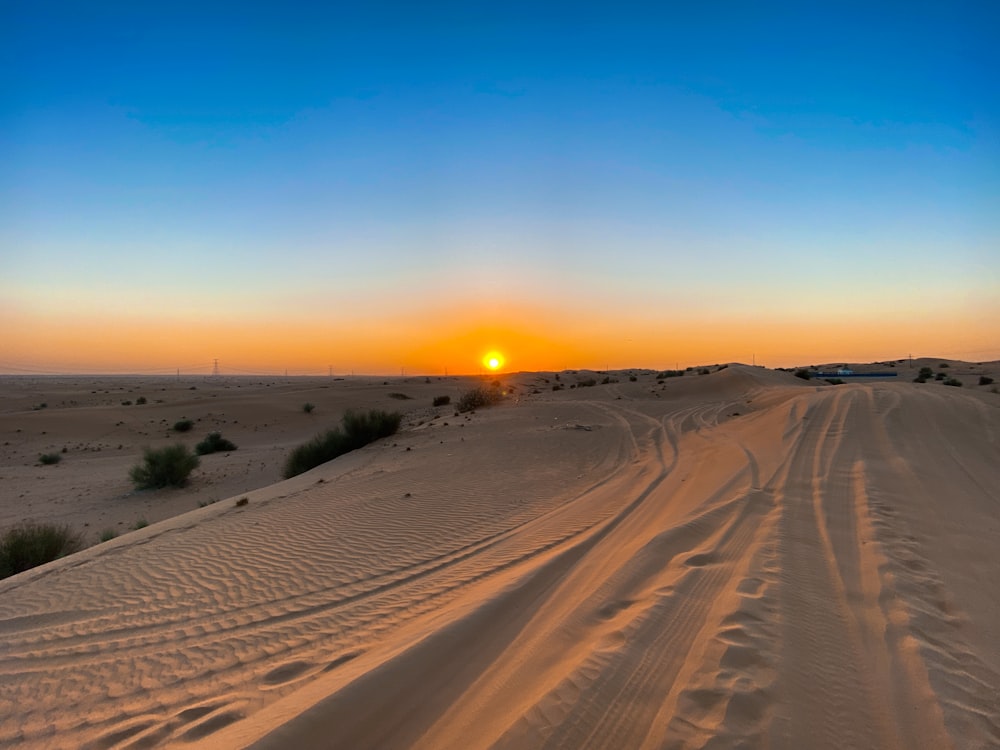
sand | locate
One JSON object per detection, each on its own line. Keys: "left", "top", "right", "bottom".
{"left": 1, "top": 363, "right": 999, "bottom": 749}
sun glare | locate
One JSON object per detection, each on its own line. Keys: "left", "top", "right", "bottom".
{"left": 483, "top": 351, "right": 505, "bottom": 371}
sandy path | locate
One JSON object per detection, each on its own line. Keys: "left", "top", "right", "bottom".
{"left": 1, "top": 367, "right": 998, "bottom": 749}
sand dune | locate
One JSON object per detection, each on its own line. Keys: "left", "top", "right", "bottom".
{"left": 2, "top": 366, "right": 999, "bottom": 749}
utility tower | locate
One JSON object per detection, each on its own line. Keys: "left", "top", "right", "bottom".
{"left": 212, "top": 359, "right": 220, "bottom": 377}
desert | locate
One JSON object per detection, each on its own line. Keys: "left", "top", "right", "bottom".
{"left": 2, "top": 361, "right": 998, "bottom": 749}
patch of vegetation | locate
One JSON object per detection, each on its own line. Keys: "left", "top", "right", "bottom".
{"left": 577, "top": 378, "right": 597, "bottom": 388}
{"left": 699, "top": 368, "right": 710, "bottom": 375}
{"left": 656, "top": 370, "right": 683, "bottom": 380}
{"left": 121, "top": 400, "right": 133, "bottom": 406}
{"left": 432, "top": 395, "right": 451, "bottom": 407}
{"left": 939, "top": 362, "right": 949, "bottom": 368}
{"left": 283, "top": 409, "right": 402, "bottom": 478}
{"left": 979, "top": 376, "right": 994, "bottom": 386}
{"left": 1, "top": 522, "right": 84, "bottom": 578}
{"left": 136, "top": 396, "right": 147, "bottom": 405}
{"left": 943, "top": 378, "right": 963, "bottom": 387}
{"left": 38, "top": 452, "right": 62, "bottom": 465}
{"left": 552, "top": 384, "right": 564, "bottom": 391}
{"left": 794, "top": 369, "right": 812, "bottom": 380}
{"left": 919, "top": 367, "right": 934, "bottom": 378}
{"left": 235, "top": 497, "right": 249, "bottom": 507}
{"left": 302, "top": 402, "right": 315, "bottom": 413}
{"left": 99, "top": 529, "right": 117, "bottom": 542}
{"left": 130, "top": 444, "right": 200, "bottom": 489}
{"left": 195, "top": 432, "right": 237, "bottom": 455}
{"left": 629, "top": 375, "right": 637, "bottom": 382}
{"left": 457, "top": 384, "right": 504, "bottom": 413}
{"left": 935, "top": 372, "right": 946, "bottom": 381}
{"left": 173, "top": 419, "right": 194, "bottom": 432}
{"left": 133, "top": 519, "right": 148, "bottom": 530}
{"left": 388, "top": 392, "right": 412, "bottom": 400}
{"left": 825, "top": 378, "right": 844, "bottom": 385}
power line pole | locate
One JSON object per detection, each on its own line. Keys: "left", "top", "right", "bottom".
{"left": 212, "top": 359, "right": 219, "bottom": 377}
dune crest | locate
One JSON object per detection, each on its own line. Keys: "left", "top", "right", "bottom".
{"left": 2, "top": 366, "right": 999, "bottom": 749}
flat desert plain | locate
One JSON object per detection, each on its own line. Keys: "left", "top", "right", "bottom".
{"left": 1, "top": 361, "right": 999, "bottom": 749}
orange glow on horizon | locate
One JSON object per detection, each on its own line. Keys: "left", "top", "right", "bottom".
{"left": 2, "top": 299, "right": 998, "bottom": 374}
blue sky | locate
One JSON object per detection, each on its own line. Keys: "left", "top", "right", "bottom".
{"left": 2, "top": 1, "right": 998, "bottom": 373}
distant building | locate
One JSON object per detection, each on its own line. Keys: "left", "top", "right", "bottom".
{"left": 838, "top": 368, "right": 854, "bottom": 375}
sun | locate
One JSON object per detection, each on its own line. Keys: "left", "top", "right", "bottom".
{"left": 483, "top": 351, "right": 505, "bottom": 371}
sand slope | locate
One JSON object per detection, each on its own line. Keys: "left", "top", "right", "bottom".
{"left": 1, "top": 367, "right": 998, "bottom": 749}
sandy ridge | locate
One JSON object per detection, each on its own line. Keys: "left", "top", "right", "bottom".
{"left": 1, "top": 366, "right": 998, "bottom": 749}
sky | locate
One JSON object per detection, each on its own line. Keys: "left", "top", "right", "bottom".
{"left": 2, "top": 1, "right": 998, "bottom": 374}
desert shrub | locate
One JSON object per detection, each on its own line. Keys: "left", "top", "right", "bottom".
{"left": 121, "top": 400, "right": 133, "bottom": 406}
{"left": 979, "top": 376, "right": 994, "bottom": 386}
{"left": 939, "top": 363, "right": 949, "bottom": 368}
{"left": 629, "top": 375, "right": 637, "bottom": 382}
{"left": 935, "top": 372, "right": 946, "bottom": 380}
{"left": 656, "top": 370, "right": 683, "bottom": 379}
{"left": 130, "top": 444, "right": 200, "bottom": 489}
{"left": 341, "top": 409, "right": 402, "bottom": 447}
{"left": 699, "top": 368, "right": 710, "bottom": 375}
{"left": 38, "top": 452, "right": 61, "bottom": 465}
{"left": 133, "top": 519, "right": 148, "bottom": 530}
{"left": 283, "top": 409, "right": 402, "bottom": 478}
{"left": 1, "top": 522, "right": 84, "bottom": 578}
{"left": 457, "top": 384, "right": 504, "bottom": 413}
{"left": 99, "top": 529, "right": 117, "bottom": 542}
{"left": 432, "top": 395, "right": 451, "bottom": 407}
{"left": 577, "top": 378, "right": 597, "bottom": 388}
{"left": 195, "top": 432, "right": 237, "bottom": 455}
{"left": 136, "top": 396, "right": 147, "bottom": 405}
{"left": 919, "top": 367, "right": 934, "bottom": 378}
{"left": 943, "top": 378, "right": 963, "bottom": 387}
{"left": 302, "top": 402, "right": 315, "bottom": 414}
{"left": 913, "top": 376, "right": 927, "bottom": 383}
{"left": 825, "top": 379, "right": 844, "bottom": 385}
{"left": 794, "top": 369, "right": 811, "bottom": 380}
{"left": 552, "top": 384, "right": 563, "bottom": 391}
{"left": 388, "top": 392, "right": 412, "bottom": 400}
{"left": 173, "top": 419, "right": 194, "bottom": 432}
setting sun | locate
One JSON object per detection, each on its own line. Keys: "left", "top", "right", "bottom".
{"left": 483, "top": 351, "right": 505, "bottom": 371}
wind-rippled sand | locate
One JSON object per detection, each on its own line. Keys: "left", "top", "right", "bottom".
{"left": 2, "top": 366, "right": 999, "bottom": 749}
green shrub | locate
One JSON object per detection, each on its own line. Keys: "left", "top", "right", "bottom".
{"left": 302, "top": 403, "right": 315, "bottom": 414}
{"left": 919, "top": 367, "right": 934, "bottom": 379}
{"left": 99, "top": 529, "right": 117, "bottom": 542}
{"left": 38, "top": 452, "right": 61, "bottom": 465}
{"left": 283, "top": 409, "right": 402, "bottom": 478}
{"left": 629, "top": 375, "right": 637, "bottom": 382}
{"left": 935, "top": 372, "right": 946, "bottom": 380}
{"left": 136, "top": 396, "right": 147, "bottom": 405}
{"left": 133, "top": 519, "right": 148, "bottom": 530}
{"left": 943, "top": 378, "right": 963, "bottom": 387}
{"left": 913, "top": 376, "right": 927, "bottom": 383}
{"left": 794, "top": 369, "right": 811, "bottom": 380}
{"left": 173, "top": 419, "right": 194, "bottom": 432}
{"left": 121, "top": 400, "right": 133, "bottom": 406}
{"left": 195, "top": 432, "right": 237, "bottom": 455}
{"left": 130, "top": 444, "right": 200, "bottom": 489}
{"left": 577, "top": 378, "right": 597, "bottom": 388}
{"left": 341, "top": 409, "right": 403, "bottom": 448}
{"left": 433, "top": 395, "right": 451, "bottom": 407}
{"left": 457, "top": 384, "right": 504, "bottom": 413}
{"left": 939, "top": 363, "right": 949, "bottom": 368}
{"left": 825, "top": 378, "right": 844, "bottom": 385}
{"left": 1, "top": 522, "right": 84, "bottom": 578}
{"left": 979, "top": 376, "right": 994, "bottom": 386}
